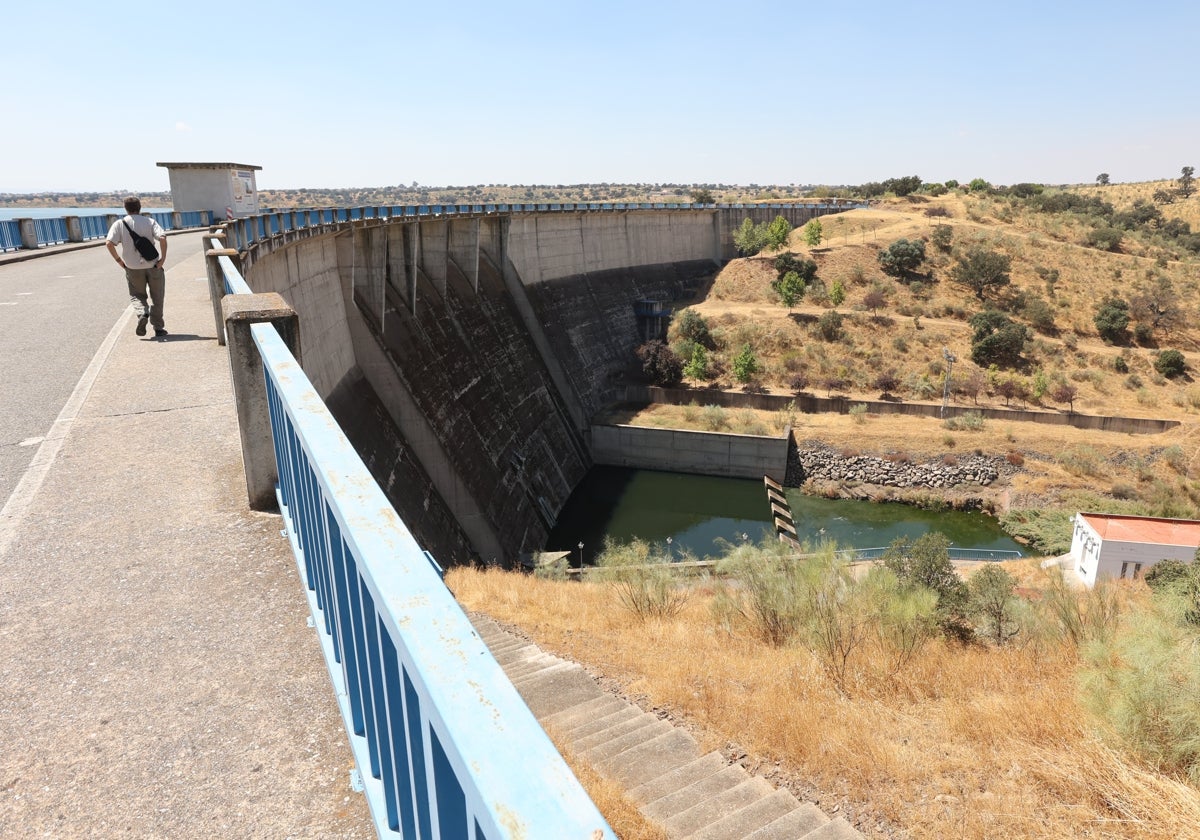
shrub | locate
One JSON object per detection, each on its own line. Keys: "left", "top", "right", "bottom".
{"left": 816, "top": 310, "right": 844, "bottom": 341}
{"left": 1155, "top": 349, "right": 1186, "bottom": 378}
{"left": 931, "top": 224, "right": 953, "bottom": 251}
{"left": 969, "top": 564, "right": 1020, "bottom": 645}
{"left": 1080, "top": 599, "right": 1200, "bottom": 781}
{"left": 701, "top": 404, "right": 726, "bottom": 430}
{"left": 849, "top": 403, "right": 868, "bottom": 424}
{"left": 1087, "top": 226, "right": 1124, "bottom": 251}
{"left": 1114, "top": 356, "right": 1129, "bottom": 373}
{"left": 1006, "top": 450, "right": 1025, "bottom": 466}
{"left": 882, "top": 533, "right": 970, "bottom": 639}
{"left": 878, "top": 238, "right": 927, "bottom": 278}
{"left": 597, "top": 538, "right": 689, "bottom": 621}
{"left": 676, "top": 308, "right": 712, "bottom": 346}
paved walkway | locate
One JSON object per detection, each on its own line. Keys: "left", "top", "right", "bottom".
{"left": 0, "top": 235, "right": 373, "bottom": 837}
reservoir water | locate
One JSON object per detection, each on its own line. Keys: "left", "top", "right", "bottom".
{"left": 546, "top": 466, "right": 1023, "bottom": 564}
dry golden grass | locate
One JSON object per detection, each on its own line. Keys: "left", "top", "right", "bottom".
{"left": 546, "top": 726, "right": 669, "bottom": 840}
{"left": 449, "top": 566, "right": 1200, "bottom": 840}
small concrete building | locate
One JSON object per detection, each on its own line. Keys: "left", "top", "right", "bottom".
{"left": 156, "top": 161, "right": 262, "bottom": 220}
{"left": 1069, "top": 512, "right": 1200, "bottom": 587}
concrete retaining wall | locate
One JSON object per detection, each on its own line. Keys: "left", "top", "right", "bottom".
{"left": 627, "top": 386, "right": 1180, "bottom": 436}
{"left": 591, "top": 424, "right": 789, "bottom": 480}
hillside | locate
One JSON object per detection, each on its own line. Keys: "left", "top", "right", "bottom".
{"left": 626, "top": 184, "right": 1200, "bottom": 551}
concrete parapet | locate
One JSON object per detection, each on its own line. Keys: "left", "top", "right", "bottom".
{"left": 222, "top": 293, "right": 301, "bottom": 511}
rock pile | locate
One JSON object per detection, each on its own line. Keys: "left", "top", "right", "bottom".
{"left": 792, "top": 447, "right": 1003, "bottom": 489}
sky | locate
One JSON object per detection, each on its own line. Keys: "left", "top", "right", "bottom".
{"left": 3, "top": 0, "right": 1197, "bottom": 193}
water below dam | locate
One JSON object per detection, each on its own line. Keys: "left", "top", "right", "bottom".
{"left": 546, "top": 467, "right": 1023, "bottom": 565}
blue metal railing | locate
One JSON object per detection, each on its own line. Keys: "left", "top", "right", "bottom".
{"left": 0, "top": 220, "right": 21, "bottom": 252}
{"left": 79, "top": 215, "right": 108, "bottom": 240}
{"left": 33, "top": 217, "right": 67, "bottom": 245}
{"left": 220, "top": 199, "right": 867, "bottom": 254}
{"left": 207, "top": 250, "right": 612, "bottom": 838}
{"left": 833, "top": 546, "right": 1023, "bottom": 562}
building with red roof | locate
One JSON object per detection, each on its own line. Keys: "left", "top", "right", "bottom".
{"left": 1069, "top": 512, "right": 1200, "bottom": 587}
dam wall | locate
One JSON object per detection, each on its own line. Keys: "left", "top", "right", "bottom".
{"left": 239, "top": 205, "right": 848, "bottom": 564}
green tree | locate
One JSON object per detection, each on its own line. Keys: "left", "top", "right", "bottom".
{"left": 689, "top": 187, "right": 715, "bottom": 204}
{"left": 878, "top": 238, "right": 927, "bottom": 278}
{"left": 683, "top": 345, "right": 709, "bottom": 380}
{"left": 803, "top": 218, "right": 824, "bottom": 248}
{"left": 1155, "top": 349, "right": 1186, "bottom": 378}
{"left": 1096, "top": 173, "right": 1111, "bottom": 186}
{"left": 882, "top": 533, "right": 970, "bottom": 637}
{"left": 1179, "top": 166, "right": 1195, "bottom": 199}
{"left": 969, "top": 310, "right": 1029, "bottom": 368}
{"left": 774, "top": 270, "right": 806, "bottom": 307}
{"left": 1087, "top": 226, "right": 1124, "bottom": 251}
{"left": 732, "top": 343, "right": 759, "bottom": 383}
{"left": 951, "top": 247, "right": 1012, "bottom": 300}
{"left": 968, "top": 178, "right": 991, "bottom": 192}
{"left": 968, "top": 564, "right": 1019, "bottom": 645}
{"left": 764, "top": 215, "right": 793, "bottom": 251}
{"left": 829, "top": 279, "right": 846, "bottom": 308}
{"left": 1131, "top": 276, "right": 1183, "bottom": 339}
{"left": 1094, "top": 297, "right": 1131, "bottom": 344}
{"left": 733, "top": 217, "right": 767, "bottom": 255}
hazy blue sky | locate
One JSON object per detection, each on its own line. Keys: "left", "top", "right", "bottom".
{"left": 4, "top": 0, "right": 1196, "bottom": 193}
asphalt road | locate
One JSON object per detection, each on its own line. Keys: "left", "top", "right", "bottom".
{"left": 0, "top": 233, "right": 204, "bottom": 506}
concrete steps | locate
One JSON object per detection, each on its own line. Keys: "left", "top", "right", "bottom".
{"left": 469, "top": 613, "right": 865, "bottom": 839}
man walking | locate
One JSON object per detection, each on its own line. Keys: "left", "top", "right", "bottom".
{"left": 105, "top": 196, "right": 168, "bottom": 338}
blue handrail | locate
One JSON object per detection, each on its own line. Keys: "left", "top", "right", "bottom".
{"left": 0, "top": 219, "right": 21, "bottom": 252}
{"left": 242, "top": 318, "right": 615, "bottom": 840}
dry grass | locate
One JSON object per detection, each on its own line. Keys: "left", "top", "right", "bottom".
{"left": 449, "top": 566, "right": 1200, "bottom": 840}
{"left": 679, "top": 191, "right": 1200, "bottom": 421}
{"left": 546, "top": 725, "right": 669, "bottom": 840}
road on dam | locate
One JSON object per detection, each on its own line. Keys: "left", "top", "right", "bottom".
{"left": 0, "top": 232, "right": 206, "bottom": 512}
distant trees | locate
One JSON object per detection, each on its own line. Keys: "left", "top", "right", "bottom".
{"left": 1180, "top": 166, "right": 1196, "bottom": 199}
{"left": 878, "top": 238, "right": 927, "bottom": 278}
{"left": 689, "top": 188, "right": 715, "bottom": 204}
{"left": 969, "top": 310, "right": 1029, "bottom": 368}
{"left": 1094, "top": 297, "right": 1131, "bottom": 344}
{"left": 1096, "top": 173, "right": 1111, "bottom": 186}
{"left": 951, "top": 247, "right": 1012, "bottom": 300}
{"left": 733, "top": 215, "right": 792, "bottom": 255}
{"left": 1155, "top": 349, "right": 1186, "bottom": 378}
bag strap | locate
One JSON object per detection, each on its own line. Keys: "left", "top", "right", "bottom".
{"left": 122, "top": 218, "right": 140, "bottom": 239}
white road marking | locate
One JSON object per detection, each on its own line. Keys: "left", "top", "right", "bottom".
{"left": 0, "top": 307, "right": 134, "bottom": 558}
{"left": 17, "top": 291, "right": 34, "bottom": 294}
{"left": 0, "top": 302, "right": 16, "bottom": 306}
{"left": 18, "top": 437, "right": 45, "bottom": 447}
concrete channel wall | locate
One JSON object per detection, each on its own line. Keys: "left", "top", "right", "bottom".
{"left": 591, "top": 424, "right": 790, "bottom": 481}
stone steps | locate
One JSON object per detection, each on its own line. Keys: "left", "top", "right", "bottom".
{"left": 469, "top": 613, "right": 865, "bottom": 839}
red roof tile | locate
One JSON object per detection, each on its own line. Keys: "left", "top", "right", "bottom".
{"left": 1080, "top": 512, "right": 1200, "bottom": 547}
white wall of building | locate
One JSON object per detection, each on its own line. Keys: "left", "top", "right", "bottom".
{"left": 1071, "top": 514, "right": 1197, "bottom": 587}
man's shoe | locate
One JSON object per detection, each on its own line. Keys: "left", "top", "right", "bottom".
{"left": 136, "top": 313, "right": 149, "bottom": 336}
{"left": 154, "top": 328, "right": 169, "bottom": 338}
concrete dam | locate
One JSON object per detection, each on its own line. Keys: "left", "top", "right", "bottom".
{"left": 240, "top": 205, "right": 845, "bottom": 566}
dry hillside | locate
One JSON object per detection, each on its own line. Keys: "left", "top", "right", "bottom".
{"left": 626, "top": 183, "right": 1200, "bottom": 550}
